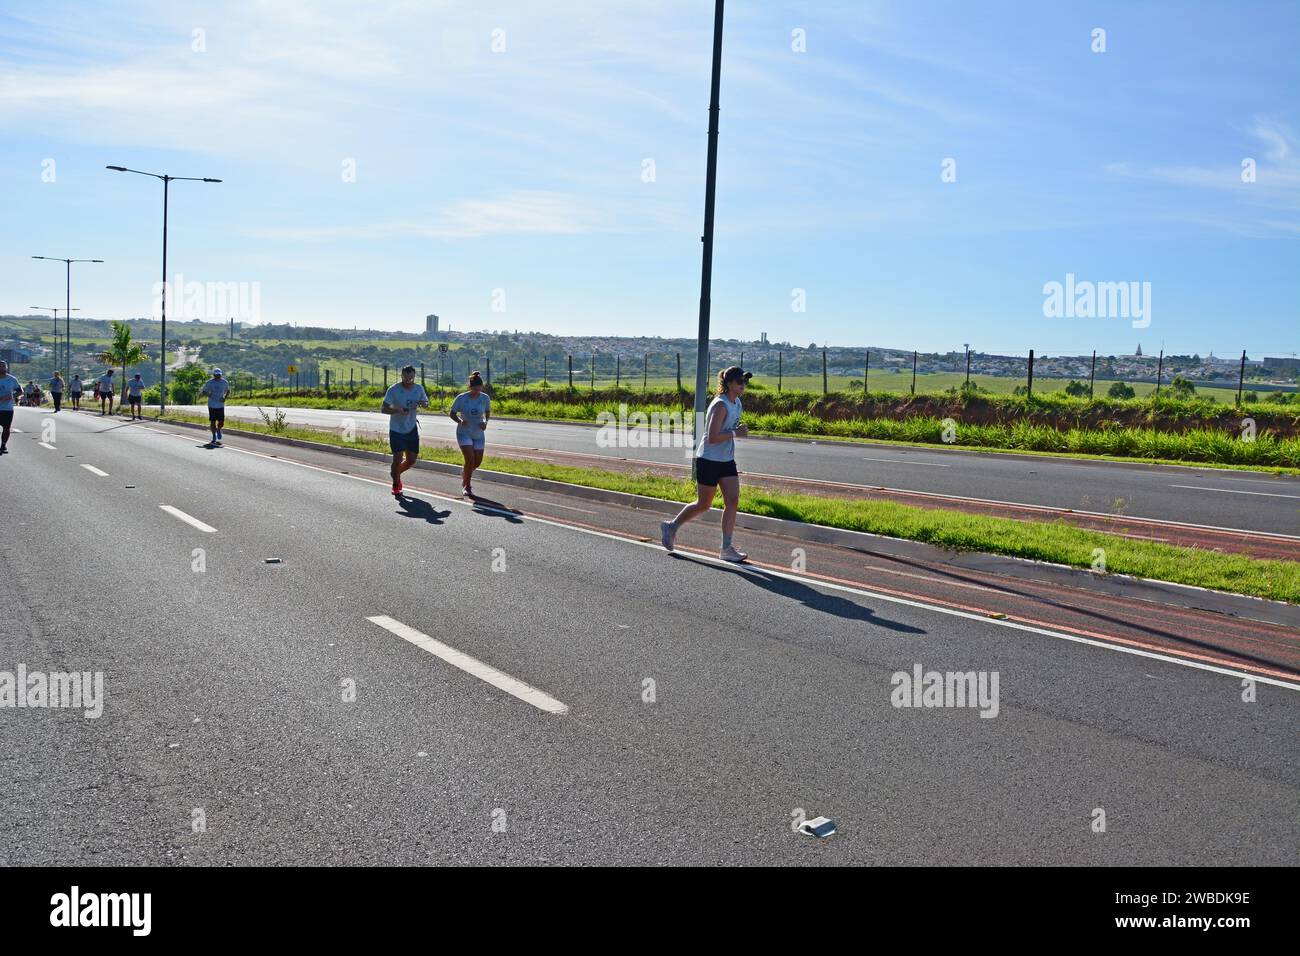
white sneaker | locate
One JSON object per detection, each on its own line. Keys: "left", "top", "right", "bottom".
{"left": 660, "top": 520, "right": 677, "bottom": 552}
{"left": 720, "top": 545, "right": 748, "bottom": 563}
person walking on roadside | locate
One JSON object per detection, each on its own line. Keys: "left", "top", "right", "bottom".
{"left": 126, "top": 373, "right": 145, "bottom": 420}
{"left": 49, "top": 372, "right": 64, "bottom": 413}
{"left": 0, "top": 361, "right": 23, "bottom": 455}
{"left": 449, "top": 371, "right": 491, "bottom": 497}
{"left": 660, "top": 366, "right": 751, "bottom": 562}
{"left": 382, "top": 364, "right": 429, "bottom": 497}
{"left": 97, "top": 369, "right": 115, "bottom": 415}
{"left": 198, "top": 367, "right": 230, "bottom": 445}
{"left": 69, "top": 374, "right": 83, "bottom": 410}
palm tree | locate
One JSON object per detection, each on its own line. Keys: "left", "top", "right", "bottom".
{"left": 98, "top": 321, "right": 149, "bottom": 410}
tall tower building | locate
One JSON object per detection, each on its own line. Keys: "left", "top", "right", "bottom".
{"left": 425, "top": 314, "right": 440, "bottom": 336}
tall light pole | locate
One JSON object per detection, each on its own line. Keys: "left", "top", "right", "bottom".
{"left": 31, "top": 256, "right": 102, "bottom": 377}
{"left": 30, "top": 306, "right": 80, "bottom": 374}
{"left": 106, "top": 166, "right": 221, "bottom": 414}
{"left": 692, "top": 0, "right": 725, "bottom": 467}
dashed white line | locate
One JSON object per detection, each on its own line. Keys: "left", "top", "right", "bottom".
{"left": 80, "top": 464, "right": 109, "bottom": 477}
{"left": 159, "top": 505, "right": 217, "bottom": 533}
{"left": 37, "top": 442, "right": 56, "bottom": 450}
{"left": 1170, "top": 484, "right": 1300, "bottom": 500}
{"left": 367, "top": 615, "right": 569, "bottom": 715}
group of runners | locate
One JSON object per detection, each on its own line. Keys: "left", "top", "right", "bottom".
{"left": 383, "top": 362, "right": 751, "bottom": 562}
{"left": 3, "top": 355, "right": 753, "bottom": 562}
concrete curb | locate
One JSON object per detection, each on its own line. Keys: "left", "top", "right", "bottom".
{"left": 156, "top": 417, "right": 1300, "bottom": 628}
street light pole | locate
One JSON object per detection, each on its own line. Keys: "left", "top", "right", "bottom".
{"left": 693, "top": 0, "right": 725, "bottom": 465}
{"left": 106, "top": 166, "right": 221, "bottom": 414}
{"left": 30, "top": 307, "right": 80, "bottom": 375}
{"left": 31, "top": 257, "right": 101, "bottom": 377}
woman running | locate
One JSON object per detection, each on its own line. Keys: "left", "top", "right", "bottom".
{"left": 660, "top": 365, "right": 750, "bottom": 562}
{"left": 448, "top": 371, "right": 491, "bottom": 497}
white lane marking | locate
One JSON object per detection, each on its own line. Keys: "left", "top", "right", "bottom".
{"left": 519, "top": 496, "right": 595, "bottom": 514}
{"left": 80, "top": 464, "right": 109, "bottom": 477}
{"left": 367, "top": 615, "right": 569, "bottom": 715}
{"left": 142, "top": 423, "right": 1300, "bottom": 691}
{"left": 862, "top": 456, "right": 950, "bottom": 467}
{"left": 1218, "top": 476, "right": 1300, "bottom": 486}
{"left": 159, "top": 505, "right": 217, "bottom": 533}
{"left": 11, "top": 428, "right": 22, "bottom": 433}
{"left": 1170, "top": 484, "right": 1300, "bottom": 500}
{"left": 37, "top": 442, "right": 56, "bottom": 450}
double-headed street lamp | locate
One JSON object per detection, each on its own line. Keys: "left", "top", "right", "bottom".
{"left": 31, "top": 256, "right": 102, "bottom": 377}
{"left": 30, "top": 306, "right": 80, "bottom": 374}
{"left": 106, "top": 165, "right": 222, "bottom": 414}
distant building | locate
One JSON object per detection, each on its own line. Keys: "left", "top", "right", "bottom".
{"left": 1135, "top": 343, "right": 1143, "bottom": 356}
{"left": 1265, "top": 356, "right": 1300, "bottom": 370}
{"left": 425, "top": 314, "right": 440, "bottom": 335}
{"left": 0, "top": 347, "right": 31, "bottom": 364}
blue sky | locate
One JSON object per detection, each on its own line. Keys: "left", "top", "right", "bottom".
{"left": 1, "top": 0, "right": 1296, "bottom": 356}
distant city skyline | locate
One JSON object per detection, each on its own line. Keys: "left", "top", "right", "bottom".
{"left": 2, "top": 1, "right": 1297, "bottom": 356}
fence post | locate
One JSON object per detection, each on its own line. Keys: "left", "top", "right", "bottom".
{"left": 911, "top": 350, "right": 917, "bottom": 395}
{"left": 644, "top": 353, "right": 648, "bottom": 391}
{"left": 616, "top": 354, "right": 621, "bottom": 390}
{"left": 486, "top": 357, "right": 491, "bottom": 387}
{"left": 1089, "top": 350, "right": 1096, "bottom": 399}
{"left": 590, "top": 354, "right": 595, "bottom": 393}
{"left": 965, "top": 347, "right": 971, "bottom": 386}
{"left": 822, "top": 347, "right": 828, "bottom": 395}
{"left": 420, "top": 362, "right": 425, "bottom": 389}
{"left": 864, "top": 350, "right": 869, "bottom": 400}
{"left": 1156, "top": 349, "right": 1163, "bottom": 395}
{"left": 778, "top": 350, "right": 783, "bottom": 393}
{"left": 1237, "top": 349, "right": 1246, "bottom": 405}
{"left": 523, "top": 359, "right": 527, "bottom": 388}
{"left": 676, "top": 352, "right": 681, "bottom": 391}
{"left": 1027, "top": 350, "right": 1034, "bottom": 397}
{"left": 568, "top": 354, "right": 573, "bottom": 389}
{"left": 350, "top": 368, "right": 354, "bottom": 390}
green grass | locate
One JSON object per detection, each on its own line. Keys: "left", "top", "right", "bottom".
{"left": 158, "top": 410, "right": 1299, "bottom": 604}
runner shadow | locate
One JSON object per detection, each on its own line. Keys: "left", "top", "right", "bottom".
{"left": 467, "top": 494, "right": 525, "bottom": 524}
{"left": 671, "top": 554, "right": 926, "bottom": 632}
{"left": 396, "top": 495, "right": 452, "bottom": 526}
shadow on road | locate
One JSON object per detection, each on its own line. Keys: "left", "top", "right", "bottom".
{"left": 670, "top": 553, "right": 927, "bottom": 633}
{"left": 395, "top": 495, "right": 452, "bottom": 526}
{"left": 467, "top": 494, "right": 525, "bottom": 524}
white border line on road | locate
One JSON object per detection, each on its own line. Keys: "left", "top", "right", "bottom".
{"left": 159, "top": 504, "right": 217, "bottom": 533}
{"left": 1170, "top": 484, "right": 1300, "bottom": 500}
{"left": 862, "top": 456, "right": 950, "bottom": 467}
{"left": 142, "top": 423, "right": 1300, "bottom": 692}
{"left": 80, "top": 464, "right": 109, "bottom": 477}
{"left": 37, "top": 442, "right": 55, "bottom": 450}
{"left": 367, "top": 615, "right": 569, "bottom": 715}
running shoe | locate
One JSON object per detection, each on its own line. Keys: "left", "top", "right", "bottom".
{"left": 462, "top": 484, "right": 473, "bottom": 497}
{"left": 392, "top": 478, "right": 403, "bottom": 496}
{"left": 719, "top": 545, "right": 748, "bottom": 563}
{"left": 660, "top": 520, "right": 677, "bottom": 552}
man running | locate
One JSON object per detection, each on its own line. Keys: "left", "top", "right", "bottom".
{"left": 449, "top": 371, "right": 490, "bottom": 497}
{"left": 97, "top": 368, "right": 115, "bottom": 415}
{"left": 49, "top": 372, "right": 64, "bottom": 413}
{"left": 382, "top": 364, "right": 429, "bottom": 496}
{"left": 69, "top": 374, "right": 83, "bottom": 411}
{"left": 198, "top": 367, "right": 230, "bottom": 445}
{"left": 126, "top": 373, "right": 145, "bottom": 420}
{"left": 0, "top": 361, "right": 22, "bottom": 455}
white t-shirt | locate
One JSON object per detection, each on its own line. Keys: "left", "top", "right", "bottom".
{"left": 451, "top": 391, "right": 491, "bottom": 434}
{"left": 70, "top": 379, "right": 83, "bottom": 394}
{"left": 49, "top": 378, "right": 64, "bottom": 393}
{"left": 0, "top": 374, "right": 22, "bottom": 411}
{"left": 127, "top": 378, "right": 144, "bottom": 397}
{"left": 200, "top": 378, "right": 229, "bottom": 408}
{"left": 698, "top": 394, "right": 742, "bottom": 462}
{"left": 98, "top": 374, "right": 115, "bottom": 394}
{"left": 383, "top": 382, "right": 428, "bottom": 434}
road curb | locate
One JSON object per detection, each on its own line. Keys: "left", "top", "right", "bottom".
{"left": 156, "top": 417, "right": 1300, "bottom": 628}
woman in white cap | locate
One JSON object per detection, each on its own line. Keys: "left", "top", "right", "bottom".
{"left": 660, "top": 365, "right": 751, "bottom": 562}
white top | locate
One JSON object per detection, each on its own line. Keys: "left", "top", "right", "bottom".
{"left": 383, "top": 382, "right": 428, "bottom": 434}
{"left": 0, "top": 374, "right": 22, "bottom": 410}
{"left": 200, "top": 378, "right": 230, "bottom": 408}
{"left": 697, "top": 393, "right": 742, "bottom": 462}
{"left": 451, "top": 391, "right": 491, "bottom": 433}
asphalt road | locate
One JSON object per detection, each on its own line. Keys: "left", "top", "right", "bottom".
{"left": 2, "top": 406, "right": 1297, "bottom": 865}
{"left": 174, "top": 403, "right": 1300, "bottom": 536}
